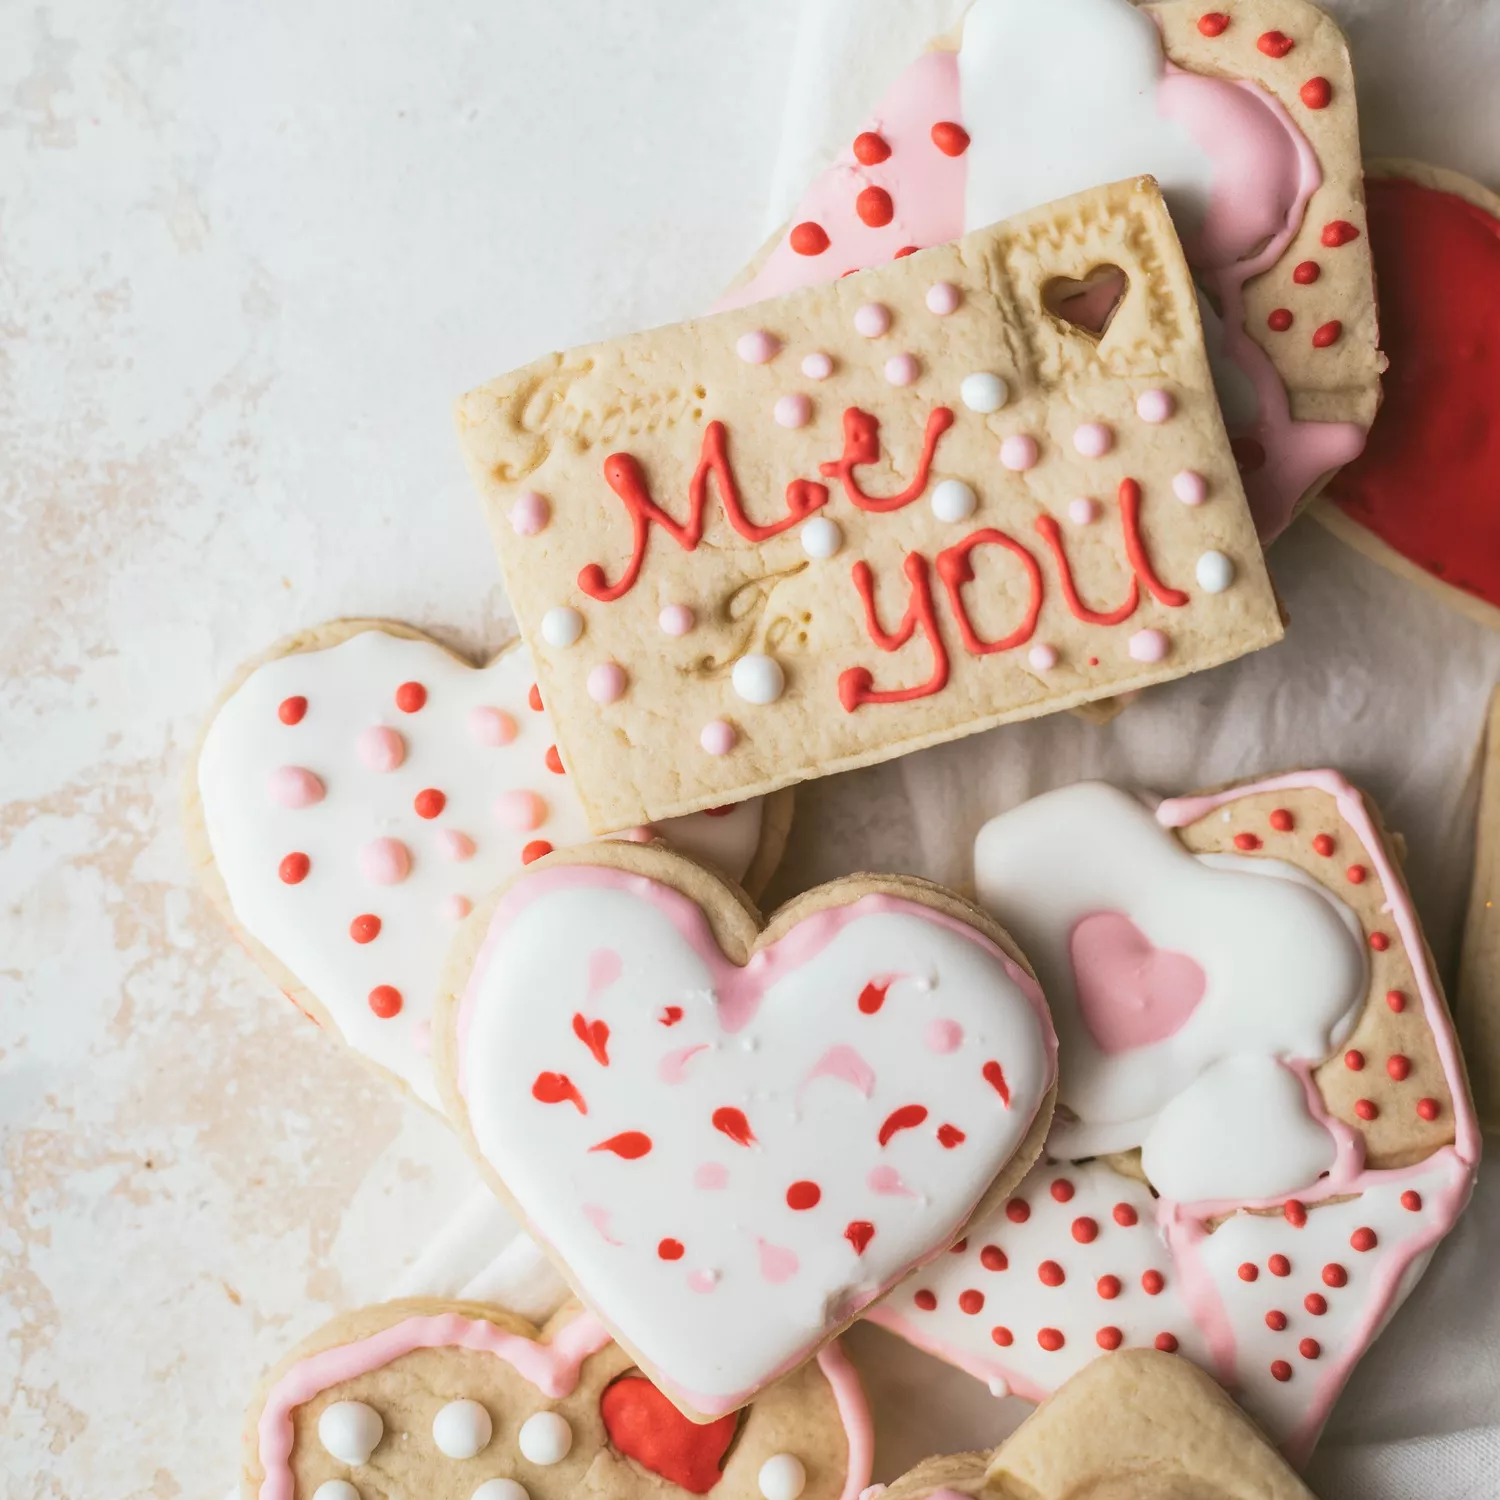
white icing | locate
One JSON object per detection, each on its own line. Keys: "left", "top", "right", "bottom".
{"left": 1195, "top": 550, "right": 1235, "bottom": 593}
{"left": 800, "top": 517, "right": 843, "bottom": 559}
{"left": 471, "top": 1482, "right": 529, "bottom": 1500}
{"left": 197, "top": 632, "right": 767, "bottom": 1106}
{"left": 539, "top": 607, "right": 583, "bottom": 649}
{"left": 317, "top": 1401, "right": 382, "bottom": 1465}
{"left": 959, "top": 372, "right": 1007, "bottom": 413}
{"left": 458, "top": 882, "right": 1051, "bottom": 1410}
{"left": 731, "top": 654, "right": 786, "bottom": 705}
{"left": 516, "top": 1411, "right": 572, "bottom": 1465}
{"left": 431, "top": 1398, "right": 493, "bottom": 1459}
{"left": 758, "top": 1453, "right": 807, "bottom": 1500}
{"left": 973, "top": 784, "right": 1366, "bottom": 1201}
{"left": 930, "top": 479, "right": 977, "bottom": 524}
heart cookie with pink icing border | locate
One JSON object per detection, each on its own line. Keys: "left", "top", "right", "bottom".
{"left": 871, "top": 771, "right": 1478, "bottom": 1463}
{"left": 242, "top": 1297, "right": 872, "bottom": 1500}
{"left": 186, "top": 620, "right": 792, "bottom": 1111}
{"left": 433, "top": 840, "right": 1058, "bottom": 1420}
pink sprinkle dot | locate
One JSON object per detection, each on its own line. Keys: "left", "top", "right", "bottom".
{"left": 445, "top": 894, "right": 472, "bottom": 921}
{"left": 587, "top": 661, "right": 628, "bottom": 704}
{"left": 925, "top": 1018, "right": 963, "bottom": 1053}
{"left": 1028, "top": 643, "right": 1059, "bottom": 671}
{"left": 1137, "top": 389, "right": 1176, "bottom": 424}
{"left": 801, "top": 351, "right": 834, "bottom": 380}
{"left": 736, "top": 329, "right": 781, "bottom": 364}
{"left": 659, "top": 603, "right": 695, "bottom": 636}
{"left": 701, "top": 720, "right": 737, "bottom": 755}
{"left": 468, "top": 706, "right": 516, "bottom": 746}
{"left": 885, "top": 353, "right": 920, "bottom": 386}
{"left": 695, "top": 1162, "right": 729, "bottom": 1190}
{"left": 774, "top": 393, "right": 812, "bottom": 428}
{"left": 854, "top": 302, "right": 892, "bottom": 338}
{"left": 267, "top": 765, "right": 324, "bottom": 808}
{"left": 439, "top": 829, "right": 476, "bottom": 861}
{"left": 1173, "top": 470, "right": 1208, "bottom": 505}
{"left": 688, "top": 1269, "right": 719, "bottom": 1294}
{"left": 1069, "top": 498, "right": 1098, "bottom": 524}
{"left": 926, "top": 281, "right": 961, "bottom": 315}
{"left": 1129, "top": 628, "right": 1170, "bottom": 663}
{"left": 357, "top": 725, "right": 405, "bottom": 773}
{"left": 1072, "top": 422, "right": 1114, "bottom": 458}
{"left": 494, "top": 789, "right": 547, "bottom": 830}
{"left": 999, "top": 435, "right": 1039, "bottom": 471}
{"left": 361, "top": 836, "right": 412, "bottom": 885}
{"left": 509, "top": 491, "right": 550, "bottom": 536}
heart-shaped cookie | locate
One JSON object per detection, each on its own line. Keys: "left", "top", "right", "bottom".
{"left": 186, "top": 620, "right": 792, "bottom": 1108}
{"left": 242, "top": 1298, "right": 872, "bottom": 1500}
{"left": 435, "top": 842, "right": 1057, "bottom": 1419}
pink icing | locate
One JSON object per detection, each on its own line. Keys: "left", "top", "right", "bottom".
{"left": 509, "top": 491, "right": 550, "bottom": 536}
{"left": 695, "top": 1161, "right": 729, "bottom": 1190}
{"left": 440, "top": 829, "right": 476, "bottom": 862}
{"left": 924, "top": 1019, "right": 964, "bottom": 1054}
{"left": 700, "top": 720, "right": 736, "bottom": 756}
{"left": 867, "top": 1164, "right": 919, "bottom": 1198}
{"left": 1173, "top": 470, "right": 1208, "bottom": 505}
{"left": 737, "top": 329, "right": 781, "bottom": 364}
{"left": 659, "top": 1043, "right": 711, "bottom": 1084}
{"left": 356, "top": 725, "right": 405, "bottom": 773}
{"left": 1067, "top": 911, "right": 1205, "bottom": 1053}
{"left": 775, "top": 393, "right": 813, "bottom": 429}
{"left": 758, "top": 1239, "right": 800, "bottom": 1284}
{"left": 1128, "top": 628, "right": 1170, "bottom": 663}
{"left": 884, "top": 353, "right": 920, "bottom": 386}
{"left": 801, "top": 1043, "right": 877, "bottom": 1098}
{"left": 267, "top": 765, "right": 324, "bottom": 808}
{"left": 494, "top": 789, "right": 547, "bottom": 832}
{"left": 998, "top": 434, "right": 1038, "bottom": 471}
{"left": 360, "top": 836, "right": 411, "bottom": 886}
{"left": 586, "top": 947, "right": 622, "bottom": 997}
{"left": 658, "top": 604, "right": 695, "bottom": 637}
{"left": 586, "top": 661, "right": 628, "bottom": 705}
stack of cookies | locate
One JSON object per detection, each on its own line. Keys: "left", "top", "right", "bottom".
{"left": 190, "top": 1, "right": 1494, "bottom": 1496}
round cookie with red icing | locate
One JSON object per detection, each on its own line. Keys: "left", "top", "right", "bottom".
{"left": 186, "top": 620, "right": 793, "bottom": 1111}
{"left": 432, "top": 840, "right": 1058, "bottom": 1421}
{"left": 1317, "top": 159, "right": 1500, "bottom": 632}
{"left": 242, "top": 1297, "right": 871, "bottom": 1500}
{"left": 871, "top": 771, "right": 1478, "bottom": 1464}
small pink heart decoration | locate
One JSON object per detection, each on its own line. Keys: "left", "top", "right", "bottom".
{"left": 1068, "top": 911, "right": 1206, "bottom": 1054}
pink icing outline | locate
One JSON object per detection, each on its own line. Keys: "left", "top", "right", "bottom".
{"left": 254, "top": 1309, "right": 873, "bottom": 1500}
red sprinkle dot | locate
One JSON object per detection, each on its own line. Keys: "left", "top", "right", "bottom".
{"left": 1292, "top": 262, "right": 1321, "bottom": 285}
{"left": 1267, "top": 308, "right": 1294, "bottom": 332}
{"left": 1305, "top": 1292, "right": 1328, "bottom": 1316}
{"left": 1387, "top": 989, "right": 1407, "bottom": 1013}
{"left": 1050, "top": 1178, "right": 1075, "bottom": 1203}
{"left": 368, "top": 984, "right": 402, "bottom": 1018}
{"left": 1388, "top": 1054, "right": 1411, "bottom": 1082}
{"left": 1037, "top": 1328, "right": 1065, "bottom": 1352}
{"left": 1269, "top": 808, "right": 1295, "bottom": 831}
{"left": 395, "top": 681, "right": 427, "bottom": 713}
{"left": 522, "top": 840, "right": 553, "bottom": 864}
{"left": 350, "top": 913, "right": 381, "bottom": 944}
{"left": 1238, "top": 1262, "right": 1259, "bottom": 1282}
{"left": 527, "top": 683, "right": 543, "bottom": 712}
{"left": 1155, "top": 1333, "right": 1179, "bottom": 1353}
{"left": 958, "top": 1289, "right": 985, "bottom": 1315}
{"left": 1285, "top": 1199, "right": 1308, "bottom": 1228}
{"left": 893, "top": 245, "right": 918, "bottom": 258}
{"left": 950, "top": 1238, "right": 968, "bottom": 1255}
{"left": 1006, "top": 1199, "right": 1031, "bottom": 1224}
{"left": 1038, "top": 1260, "right": 1066, "bottom": 1287}
{"left": 1071, "top": 1216, "right": 1099, "bottom": 1244}
{"left": 1313, "top": 320, "right": 1344, "bottom": 348}
{"left": 1257, "top": 30, "right": 1295, "bottom": 58}
{"left": 1271, "top": 1360, "right": 1293, "bottom": 1383}
{"left": 931, "top": 121, "right": 970, "bottom": 157}
{"left": 1234, "top": 832, "right": 1262, "bottom": 850}
{"left": 1197, "top": 12, "right": 1230, "bottom": 37}
{"left": 658, "top": 1238, "right": 684, "bottom": 1261}
{"left": 786, "top": 1181, "right": 822, "bottom": 1211}
{"left": 991, "top": 1326, "right": 1013, "bottom": 1347}
{"left": 1142, "top": 1270, "right": 1165, "bottom": 1296}
{"left": 1355, "top": 1099, "right": 1379, "bottom": 1121}
{"left": 279, "top": 852, "right": 310, "bottom": 884}
{"left": 1401, "top": 1190, "right": 1423, "bottom": 1212}
{"left": 1266, "top": 1310, "right": 1288, "bottom": 1331}
{"left": 790, "top": 221, "right": 830, "bottom": 256}
{"left": 1312, "top": 833, "right": 1335, "bottom": 856}
{"left": 1300, "top": 76, "right": 1332, "bottom": 109}
{"left": 1347, "top": 864, "right": 1368, "bottom": 884}
{"left": 1097, "top": 1275, "right": 1122, "bottom": 1300}
{"left": 1345, "top": 1050, "right": 1365, "bottom": 1071}
{"left": 414, "top": 788, "right": 446, "bottom": 819}
{"left": 1300, "top": 1337, "right": 1322, "bottom": 1360}
{"left": 914, "top": 1290, "right": 937, "bottom": 1311}
{"left": 1370, "top": 932, "right": 1390, "bottom": 952}
{"left": 278, "top": 695, "right": 307, "bottom": 725}
{"left": 981, "top": 1245, "right": 1008, "bottom": 1272}
{"left": 1351, "top": 1227, "right": 1378, "bottom": 1252}
{"left": 1113, "top": 1203, "right": 1138, "bottom": 1227}
{"left": 1417, "top": 1097, "right": 1441, "bottom": 1121}
{"left": 1097, "top": 1326, "right": 1124, "bottom": 1350}
{"left": 855, "top": 186, "right": 894, "bottom": 228}
{"left": 1269, "top": 1254, "right": 1291, "bottom": 1277}
{"left": 1323, "top": 1263, "right": 1348, "bottom": 1288}
{"left": 545, "top": 745, "right": 565, "bottom": 775}
{"left": 852, "top": 131, "right": 890, "bottom": 165}
{"left": 936, "top": 1123, "right": 966, "bottom": 1149}
{"left": 1322, "top": 220, "right": 1362, "bottom": 247}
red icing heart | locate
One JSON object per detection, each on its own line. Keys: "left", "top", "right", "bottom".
{"left": 1326, "top": 176, "right": 1500, "bottom": 615}
{"left": 601, "top": 1375, "right": 738, "bottom": 1493}
{"left": 1068, "top": 912, "right": 1206, "bottom": 1054}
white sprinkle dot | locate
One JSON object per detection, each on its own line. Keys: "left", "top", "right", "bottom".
{"left": 774, "top": 393, "right": 812, "bottom": 428}
{"left": 801, "top": 351, "right": 834, "bottom": 380}
{"left": 471, "top": 1482, "right": 529, "bottom": 1500}
{"left": 759, "top": 1453, "right": 807, "bottom": 1500}
{"left": 1129, "top": 628, "right": 1171, "bottom": 663}
{"left": 432, "top": 1399, "right": 493, "bottom": 1459}
{"left": 732, "top": 654, "right": 785, "bottom": 705}
{"left": 659, "top": 603, "right": 695, "bottom": 636}
{"left": 313, "top": 1483, "right": 361, "bottom": 1500}
{"left": 1029, "top": 643, "right": 1059, "bottom": 670}
{"left": 800, "top": 516, "right": 843, "bottom": 559}
{"left": 518, "top": 1412, "right": 573, "bottom": 1466}
{"left": 1196, "top": 550, "right": 1235, "bottom": 593}
{"left": 1072, "top": 422, "right": 1113, "bottom": 458}
{"left": 926, "top": 281, "right": 961, "bottom": 315}
{"left": 931, "top": 478, "right": 977, "bottom": 523}
{"left": 1068, "top": 498, "right": 1097, "bottom": 525}
{"left": 884, "top": 352, "right": 920, "bottom": 386}
{"left": 540, "top": 606, "right": 583, "bottom": 648}
{"left": 854, "top": 302, "right": 892, "bottom": 338}
{"left": 960, "top": 372, "right": 1008, "bottom": 413}
{"left": 318, "top": 1402, "right": 382, "bottom": 1466}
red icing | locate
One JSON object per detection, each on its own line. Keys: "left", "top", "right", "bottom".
{"left": 1069, "top": 1216, "right": 1099, "bottom": 1245}
{"left": 1037, "top": 1327, "right": 1065, "bottom": 1351}
{"left": 1344, "top": 1049, "right": 1365, "bottom": 1071}
{"left": 1113, "top": 1203, "right": 1138, "bottom": 1228}
{"left": 1285, "top": 1199, "right": 1308, "bottom": 1228}
{"left": 711, "top": 1106, "right": 756, "bottom": 1147}
{"left": 1050, "top": 1179, "right": 1075, "bottom": 1204}
{"left": 787, "top": 1180, "right": 822, "bottom": 1210}
{"left": 1293, "top": 261, "right": 1321, "bottom": 285}
{"left": 1402, "top": 1190, "right": 1423, "bottom": 1212}
{"left": 840, "top": 553, "right": 950, "bottom": 711}
{"left": 660, "top": 1006, "right": 684, "bottom": 1027}
{"left": 1351, "top": 1227, "right": 1379, "bottom": 1252}
{"left": 935, "top": 529, "right": 1043, "bottom": 654}
{"left": 1312, "top": 833, "right": 1335, "bottom": 856}
{"left": 992, "top": 1326, "right": 1013, "bottom": 1346}
{"left": 857, "top": 186, "right": 895, "bottom": 227}
{"left": 982, "top": 1060, "right": 1011, "bottom": 1106}
{"left": 959, "top": 1289, "right": 984, "bottom": 1314}
{"left": 527, "top": 682, "right": 543, "bottom": 712}
{"left": 368, "top": 985, "right": 402, "bottom": 1019}
{"left": 1271, "top": 1359, "right": 1293, "bottom": 1382}
{"left": 853, "top": 131, "right": 890, "bottom": 166}
{"left": 1322, "top": 1263, "right": 1348, "bottom": 1288}
{"left": 1388, "top": 1054, "right": 1411, "bottom": 1081}
{"left": 1269, "top": 1254, "right": 1291, "bottom": 1277}
{"left": 1299, "top": 1337, "right": 1321, "bottom": 1360}
{"left": 914, "top": 1289, "right": 938, "bottom": 1310}
{"left": 1347, "top": 864, "right": 1368, "bottom": 884}
{"left": 819, "top": 407, "right": 954, "bottom": 512}
{"left": 572, "top": 1013, "right": 611, "bottom": 1067}
{"left": 1097, "top": 1325, "right": 1124, "bottom": 1350}
{"left": 1035, "top": 516, "right": 1136, "bottom": 625}
{"left": 1417, "top": 1097, "right": 1441, "bottom": 1121}
{"left": 1142, "top": 1270, "right": 1165, "bottom": 1295}
{"left": 1305, "top": 1292, "right": 1327, "bottom": 1315}
{"left": 930, "top": 122, "right": 970, "bottom": 157}
{"left": 658, "top": 1238, "right": 685, "bottom": 1260}
{"left": 1312, "top": 320, "right": 1343, "bottom": 347}
{"left": 1387, "top": 990, "right": 1407, "bottom": 1013}
{"left": 395, "top": 681, "right": 427, "bottom": 713}
{"left": 545, "top": 746, "right": 565, "bottom": 775}
{"left": 278, "top": 852, "right": 310, "bottom": 884}
{"left": 414, "top": 788, "right": 446, "bottom": 819}
{"left": 1268, "top": 308, "right": 1294, "bottom": 332}
{"left": 1234, "top": 832, "right": 1262, "bottom": 851}
{"left": 591, "top": 1131, "right": 653, "bottom": 1159}
{"left": 1038, "top": 1260, "right": 1065, "bottom": 1287}
{"left": 790, "top": 222, "right": 830, "bottom": 256}
{"left": 533, "top": 1071, "right": 587, "bottom": 1114}
{"left": 981, "top": 1245, "right": 1007, "bottom": 1272}
{"left": 1355, "top": 1098, "right": 1378, "bottom": 1122}
{"left": 1097, "top": 1275, "right": 1121, "bottom": 1300}
{"left": 1322, "top": 220, "right": 1361, "bottom": 248}
{"left": 278, "top": 695, "right": 307, "bottom": 725}
{"left": 1156, "top": 1333, "right": 1180, "bottom": 1353}
{"left": 1257, "top": 30, "right": 1295, "bottom": 58}
{"left": 600, "top": 1375, "right": 736, "bottom": 1494}
{"left": 1238, "top": 1262, "right": 1259, "bottom": 1282}
{"left": 1197, "top": 12, "right": 1230, "bottom": 37}
{"left": 522, "top": 839, "right": 553, "bottom": 863}
{"left": 879, "top": 1104, "right": 929, "bottom": 1146}
{"left": 1267, "top": 1309, "right": 1289, "bottom": 1331}
{"left": 1300, "top": 77, "right": 1332, "bottom": 109}
{"left": 858, "top": 980, "right": 890, "bottom": 1015}
{"left": 349, "top": 914, "right": 381, "bottom": 944}
{"left": 1006, "top": 1199, "right": 1031, "bottom": 1224}
{"left": 846, "top": 1220, "right": 876, "bottom": 1255}
{"left": 1269, "top": 808, "right": 1295, "bottom": 831}
{"left": 937, "top": 1123, "right": 966, "bottom": 1149}
{"left": 1370, "top": 932, "right": 1390, "bottom": 952}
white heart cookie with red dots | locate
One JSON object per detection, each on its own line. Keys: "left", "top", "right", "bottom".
{"left": 721, "top": 0, "right": 1381, "bottom": 542}
{"left": 242, "top": 1298, "right": 873, "bottom": 1500}
{"left": 873, "top": 770, "right": 1478, "bottom": 1463}
{"left": 434, "top": 841, "right": 1058, "bottom": 1419}
{"left": 187, "top": 620, "right": 791, "bottom": 1109}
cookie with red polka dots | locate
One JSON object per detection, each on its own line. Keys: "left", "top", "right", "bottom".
{"left": 457, "top": 182, "right": 1283, "bottom": 833}
{"left": 242, "top": 1298, "right": 872, "bottom": 1500}
{"left": 432, "top": 838, "right": 1059, "bottom": 1421}
{"left": 870, "top": 770, "right": 1478, "bottom": 1463}
{"left": 878, "top": 1349, "right": 1313, "bottom": 1500}
{"left": 186, "top": 619, "right": 792, "bottom": 1112}
{"left": 719, "top": 0, "right": 1381, "bottom": 544}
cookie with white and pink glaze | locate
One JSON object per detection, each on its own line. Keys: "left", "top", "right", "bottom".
{"left": 186, "top": 620, "right": 792, "bottom": 1111}
{"left": 872, "top": 771, "right": 1478, "bottom": 1463}
{"left": 433, "top": 840, "right": 1058, "bottom": 1421}
{"left": 242, "top": 1298, "right": 872, "bottom": 1500}
{"left": 719, "top": 0, "right": 1382, "bottom": 542}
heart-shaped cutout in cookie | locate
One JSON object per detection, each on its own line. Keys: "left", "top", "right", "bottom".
{"left": 601, "top": 1376, "right": 738, "bottom": 1492}
{"left": 440, "top": 843, "right": 1056, "bottom": 1417}
{"left": 1068, "top": 910, "right": 1206, "bottom": 1053}
{"left": 1041, "top": 265, "right": 1129, "bottom": 337}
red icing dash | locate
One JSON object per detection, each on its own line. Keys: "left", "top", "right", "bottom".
{"left": 1037, "top": 1328, "right": 1065, "bottom": 1351}
{"left": 591, "top": 1131, "right": 653, "bottom": 1159}
{"left": 1305, "top": 1292, "right": 1327, "bottom": 1315}
{"left": 937, "top": 1123, "right": 966, "bottom": 1149}
{"left": 1267, "top": 308, "right": 1294, "bottom": 332}
{"left": 1006, "top": 1198, "right": 1031, "bottom": 1225}
{"left": 1038, "top": 1260, "right": 1065, "bottom": 1287}
{"left": 414, "top": 788, "right": 446, "bottom": 819}
{"left": 930, "top": 121, "right": 970, "bottom": 156}
{"left": 1402, "top": 1190, "right": 1423, "bottom": 1212}
{"left": 1312, "top": 320, "right": 1344, "bottom": 348}
{"left": 1388, "top": 1054, "right": 1411, "bottom": 1081}
{"left": 1351, "top": 1227, "right": 1378, "bottom": 1252}
{"left": 1322, "top": 220, "right": 1362, "bottom": 247}
{"left": 1387, "top": 990, "right": 1407, "bottom": 1013}
{"left": 1156, "top": 1333, "right": 1180, "bottom": 1353}
{"left": 1292, "top": 261, "right": 1321, "bottom": 285}
{"left": 1269, "top": 808, "right": 1295, "bottom": 831}
{"left": 992, "top": 1326, "right": 1013, "bottom": 1346}
{"left": 845, "top": 1221, "right": 875, "bottom": 1255}
{"left": 1322, "top": 1263, "right": 1348, "bottom": 1288}
{"left": 1234, "top": 832, "right": 1262, "bottom": 851}
{"left": 1312, "top": 833, "right": 1335, "bottom": 856}
{"left": 1300, "top": 1337, "right": 1322, "bottom": 1360}
{"left": 1417, "top": 1097, "right": 1441, "bottom": 1121}
{"left": 1197, "top": 12, "right": 1229, "bottom": 37}
{"left": 878, "top": 1104, "right": 928, "bottom": 1146}
{"left": 1271, "top": 1359, "right": 1293, "bottom": 1382}
{"left": 1269, "top": 1253, "right": 1291, "bottom": 1277}
{"left": 527, "top": 682, "right": 544, "bottom": 712}
{"left": 1300, "top": 76, "right": 1332, "bottom": 109}
{"left": 983, "top": 1060, "right": 1012, "bottom": 1106}
{"left": 572, "top": 1013, "right": 610, "bottom": 1067}
{"left": 533, "top": 1071, "right": 586, "bottom": 1114}
{"left": 958, "top": 1289, "right": 984, "bottom": 1315}
{"left": 1267, "top": 1309, "right": 1288, "bottom": 1331}
{"left": 1142, "top": 1270, "right": 1165, "bottom": 1295}
{"left": 1238, "top": 1262, "right": 1259, "bottom": 1282}
{"left": 395, "top": 681, "right": 427, "bottom": 713}
{"left": 658, "top": 1238, "right": 684, "bottom": 1261}
{"left": 914, "top": 1289, "right": 937, "bottom": 1311}
{"left": 852, "top": 131, "right": 890, "bottom": 165}
{"left": 786, "top": 1180, "right": 822, "bottom": 1211}
{"left": 1345, "top": 1050, "right": 1366, "bottom": 1071}
{"left": 349, "top": 914, "right": 381, "bottom": 944}
{"left": 1370, "top": 931, "right": 1390, "bottom": 952}
{"left": 1050, "top": 1179, "right": 1075, "bottom": 1204}
{"left": 1347, "top": 864, "right": 1368, "bottom": 884}
{"left": 545, "top": 746, "right": 565, "bottom": 774}
{"left": 981, "top": 1245, "right": 1008, "bottom": 1272}
{"left": 1285, "top": 1199, "right": 1308, "bottom": 1227}
{"left": 1257, "top": 29, "right": 1295, "bottom": 57}
{"left": 856, "top": 186, "right": 894, "bottom": 227}
{"left": 790, "top": 221, "right": 830, "bottom": 256}
{"left": 660, "top": 1006, "right": 684, "bottom": 1026}
{"left": 858, "top": 980, "right": 890, "bottom": 1014}
{"left": 1097, "top": 1275, "right": 1121, "bottom": 1300}
{"left": 522, "top": 840, "right": 553, "bottom": 863}
{"left": 1113, "top": 1203, "right": 1138, "bottom": 1228}
{"left": 1355, "top": 1096, "right": 1381, "bottom": 1119}
{"left": 711, "top": 1106, "right": 756, "bottom": 1148}
{"left": 368, "top": 985, "right": 402, "bottom": 1019}
{"left": 278, "top": 695, "right": 307, "bottom": 725}
{"left": 279, "top": 852, "right": 310, "bottom": 884}
{"left": 1097, "top": 1325, "right": 1124, "bottom": 1350}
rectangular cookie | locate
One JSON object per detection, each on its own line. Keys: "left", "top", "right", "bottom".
{"left": 456, "top": 177, "right": 1283, "bottom": 830}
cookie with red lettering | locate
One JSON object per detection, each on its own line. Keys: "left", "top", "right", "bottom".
{"left": 185, "top": 620, "right": 792, "bottom": 1110}
{"left": 720, "top": 0, "right": 1381, "bottom": 543}
{"left": 241, "top": 1298, "right": 872, "bottom": 1500}
{"left": 432, "top": 839, "right": 1059, "bottom": 1420}
{"left": 871, "top": 771, "right": 1478, "bottom": 1463}
{"left": 457, "top": 180, "right": 1283, "bottom": 831}
{"left": 1316, "top": 160, "right": 1500, "bottom": 631}
{"left": 877, "top": 1349, "right": 1313, "bottom": 1500}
